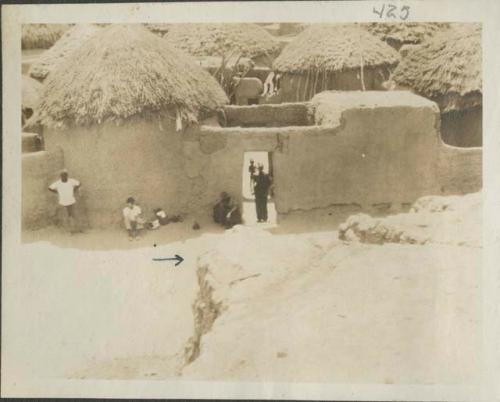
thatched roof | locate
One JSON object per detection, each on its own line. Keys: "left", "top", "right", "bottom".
{"left": 162, "top": 23, "right": 281, "bottom": 61}
{"left": 363, "top": 23, "right": 451, "bottom": 49}
{"left": 29, "top": 24, "right": 103, "bottom": 80}
{"left": 22, "top": 75, "right": 42, "bottom": 110}
{"left": 273, "top": 24, "right": 400, "bottom": 74}
{"left": 392, "top": 24, "right": 481, "bottom": 112}
{"left": 22, "top": 24, "right": 71, "bottom": 50}
{"left": 35, "top": 24, "right": 228, "bottom": 128}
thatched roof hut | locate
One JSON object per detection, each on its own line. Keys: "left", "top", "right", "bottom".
{"left": 392, "top": 23, "right": 481, "bottom": 113}
{"left": 35, "top": 24, "right": 228, "bottom": 128}
{"left": 29, "top": 24, "right": 103, "bottom": 81}
{"left": 22, "top": 24, "right": 71, "bottom": 50}
{"left": 363, "top": 23, "right": 451, "bottom": 50}
{"left": 274, "top": 24, "right": 400, "bottom": 73}
{"left": 272, "top": 24, "right": 400, "bottom": 101}
{"left": 162, "top": 23, "right": 281, "bottom": 63}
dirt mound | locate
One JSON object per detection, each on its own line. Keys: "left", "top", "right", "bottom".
{"left": 338, "top": 192, "right": 481, "bottom": 247}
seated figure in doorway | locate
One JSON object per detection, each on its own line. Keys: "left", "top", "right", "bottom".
{"left": 213, "top": 192, "right": 242, "bottom": 229}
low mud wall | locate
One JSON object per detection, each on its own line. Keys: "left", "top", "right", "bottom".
{"left": 437, "top": 145, "right": 482, "bottom": 195}
{"left": 190, "top": 92, "right": 482, "bottom": 216}
{"left": 22, "top": 149, "right": 64, "bottom": 229}
{"left": 223, "top": 103, "right": 311, "bottom": 127}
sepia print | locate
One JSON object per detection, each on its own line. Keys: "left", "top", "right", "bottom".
{"left": 3, "top": 2, "right": 497, "bottom": 399}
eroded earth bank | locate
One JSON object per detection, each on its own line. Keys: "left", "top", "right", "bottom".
{"left": 6, "top": 193, "right": 481, "bottom": 385}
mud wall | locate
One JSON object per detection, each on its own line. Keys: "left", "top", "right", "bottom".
{"left": 180, "top": 126, "right": 282, "bottom": 214}
{"left": 43, "top": 117, "right": 194, "bottom": 227}
{"left": 34, "top": 92, "right": 482, "bottom": 229}
{"left": 437, "top": 145, "right": 482, "bottom": 195}
{"left": 22, "top": 149, "right": 64, "bottom": 229}
{"left": 223, "top": 103, "right": 311, "bottom": 127}
{"left": 272, "top": 99, "right": 441, "bottom": 212}
{"left": 190, "top": 92, "right": 482, "bottom": 215}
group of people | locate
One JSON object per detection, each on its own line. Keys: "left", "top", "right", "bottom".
{"left": 212, "top": 160, "right": 273, "bottom": 229}
{"left": 48, "top": 163, "right": 274, "bottom": 238}
{"left": 248, "top": 160, "right": 273, "bottom": 222}
{"left": 48, "top": 170, "right": 182, "bottom": 240}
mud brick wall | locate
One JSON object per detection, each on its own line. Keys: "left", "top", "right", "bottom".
{"left": 22, "top": 149, "right": 64, "bottom": 229}
{"left": 437, "top": 145, "right": 482, "bottom": 195}
{"left": 223, "top": 103, "right": 311, "bottom": 127}
{"left": 33, "top": 91, "right": 482, "bottom": 229}
{"left": 43, "top": 117, "right": 193, "bottom": 227}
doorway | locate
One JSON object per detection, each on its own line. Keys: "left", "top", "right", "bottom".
{"left": 241, "top": 151, "right": 277, "bottom": 227}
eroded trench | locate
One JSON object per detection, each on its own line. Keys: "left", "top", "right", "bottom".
{"left": 182, "top": 260, "right": 226, "bottom": 367}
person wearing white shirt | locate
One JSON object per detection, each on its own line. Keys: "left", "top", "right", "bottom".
{"left": 123, "top": 197, "right": 143, "bottom": 240}
{"left": 48, "top": 169, "right": 81, "bottom": 233}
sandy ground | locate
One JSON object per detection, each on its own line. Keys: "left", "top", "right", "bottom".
{"left": 183, "top": 233, "right": 481, "bottom": 384}
{"left": 4, "top": 194, "right": 481, "bottom": 386}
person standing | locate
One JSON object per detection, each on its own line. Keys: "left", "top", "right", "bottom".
{"left": 48, "top": 169, "right": 81, "bottom": 233}
{"left": 248, "top": 159, "right": 256, "bottom": 195}
{"left": 253, "top": 164, "right": 272, "bottom": 223}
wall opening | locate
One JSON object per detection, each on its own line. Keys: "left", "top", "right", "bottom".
{"left": 241, "top": 151, "right": 277, "bottom": 227}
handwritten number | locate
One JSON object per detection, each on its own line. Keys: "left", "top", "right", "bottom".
{"left": 386, "top": 4, "right": 397, "bottom": 18}
{"left": 400, "top": 5, "right": 410, "bottom": 20}
{"left": 373, "top": 4, "right": 385, "bottom": 18}
{"left": 373, "top": 3, "right": 410, "bottom": 20}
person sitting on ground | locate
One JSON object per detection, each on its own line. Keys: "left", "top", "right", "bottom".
{"left": 123, "top": 197, "right": 143, "bottom": 241}
{"left": 48, "top": 169, "right": 82, "bottom": 234}
{"left": 213, "top": 192, "right": 242, "bottom": 229}
{"left": 154, "top": 208, "right": 169, "bottom": 225}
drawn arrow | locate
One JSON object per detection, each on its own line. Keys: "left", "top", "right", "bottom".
{"left": 152, "top": 254, "right": 184, "bottom": 266}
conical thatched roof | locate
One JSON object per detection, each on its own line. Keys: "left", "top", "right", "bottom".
{"left": 163, "top": 23, "right": 281, "bottom": 60}
{"left": 362, "top": 23, "right": 450, "bottom": 49}
{"left": 35, "top": 24, "right": 228, "bottom": 129}
{"left": 22, "top": 75, "right": 42, "bottom": 110}
{"left": 273, "top": 24, "right": 400, "bottom": 73}
{"left": 29, "top": 24, "right": 103, "bottom": 80}
{"left": 22, "top": 24, "right": 71, "bottom": 50}
{"left": 392, "top": 24, "right": 481, "bottom": 112}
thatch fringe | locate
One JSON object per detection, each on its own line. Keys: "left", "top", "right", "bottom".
{"left": 273, "top": 24, "right": 400, "bottom": 74}
{"left": 29, "top": 24, "right": 103, "bottom": 80}
{"left": 163, "top": 23, "right": 281, "bottom": 60}
{"left": 22, "top": 24, "right": 71, "bottom": 50}
{"left": 392, "top": 23, "right": 481, "bottom": 112}
{"left": 35, "top": 24, "right": 228, "bottom": 129}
